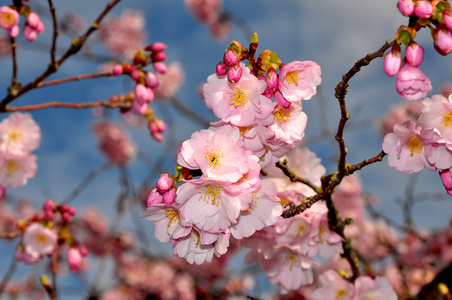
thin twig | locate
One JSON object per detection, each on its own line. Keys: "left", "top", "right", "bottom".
{"left": 6, "top": 100, "right": 131, "bottom": 112}
{"left": 47, "top": 0, "right": 58, "bottom": 69}
{"left": 0, "top": 258, "right": 18, "bottom": 300}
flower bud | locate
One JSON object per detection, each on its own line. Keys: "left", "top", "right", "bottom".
{"left": 134, "top": 83, "right": 154, "bottom": 103}
{"left": 133, "top": 49, "right": 148, "bottom": 65}
{"left": 440, "top": 169, "right": 452, "bottom": 190}
{"left": 156, "top": 174, "right": 174, "bottom": 193}
{"left": 131, "top": 68, "right": 141, "bottom": 81}
{"left": 154, "top": 62, "right": 167, "bottom": 74}
{"left": 147, "top": 188, "right": 163, "bottom": 206}
{"left": 216, "top": 61, "right": 227, "bottom": 76}
{"left": 398, "top": 0, "right": 415, "bottom": 16}
{"left": 43, "top": 199, "right": 55, "bottom": 211}
{"left": 144, "top": 72, "right": 159, "bottom": 88}
{"left": 406, "top": 41, "right": 424, "bottom": 66}
{"left": 433, "top": 26, "right": 452, "bottom": 55}
{"left": 414, "top": 0, "right": 433, "bottom": 19}
{"left": 395, "top": 64, "right": 432, "bottom": 100}
{"left": 145, "top": 42, "right": 166, "bottom": 53}
{"left": 266, "top": 68, "right": 279, "bottom": 90}
{"left": 443, "top": 9, "right": 452, "bottom": 31}
{"left": 152, "top": 132, "right": 164, "bottom": 142}
{"left": 227, "top": 64, "right": 242, "bottom": 83}
{"left": 383, "top": 45, "right": 402, "bottom": 76}
{"left": 112, "top": 64, "right": 123, "bottom": 75}
{"left": 224, "top": 49, "right": 238, "bottom": 67}
{"left": 151, "top": 52, "right": 167, "bottom": 62}
{"left": 123, "top": 63, "right": 133, "bottom": 73}
{"left": 162, "top": 188, "right": 176, "bottom": 204}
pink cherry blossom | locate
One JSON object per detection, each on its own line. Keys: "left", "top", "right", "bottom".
{"left": 0, "top": 6, "right": 19, "bottom": 38}
{"left": 312, "top": 270, "right": 354, "bottom": 300}
{"left": 97, "top": 9, "right": 146, "bottom": 58}
{"left": 418, "top": 94, "right": 452, "bottom": 145}
{"left": 153, "top": 62, "right": 185, "bottom": 99}
{"left": 382, "top": 120, "right": 434, "bottom": 173}
{"left": 230, "top": 179, "right": 282, "bottom": 239}
{"left": 354, "top": 276, "right": 398, "bottom": 300}
{"left": 414, "top": 0, "right": 433, "bottom": 19}
{"left": 395, "top": 64, "right": 432, "bottom": 101}
{"left": 92, "top": 121, "right": 136, "bottom": 165}
{"left": 203, "top": 62, "right": 273, "bottom": 126}
{"left": 177, "top": 125, "right": 251, "bottom": 183}
{"left": 279, "top": 60, "right": 322, "bottom": 102}
{"left": 0, "top": 152, "right": 37, "bottom": 188}
{"left": 67, "top": 246, "right": 89, "bottom": 272}
{"left": 267, "top": 101, "right": 307, "bottom": 146}
{"left": 22, "top": 223, "right": 57, "bottom": 259}
{"left": 176, "top": 178, "right": 248, "bottom": 233}
{"left": 264, "top": 145, "right": 325, "bottom": 197}
{"left": 23, "top": 12, "right": 44, "bottom": 42}
{"left": 0, "top": 112, "right": 41, "bottom": 155}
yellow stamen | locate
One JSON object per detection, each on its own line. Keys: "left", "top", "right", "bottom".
{"left": 286, "top": 70, "right": 302, "bottom": 85}
{"left": 199, "top": 184, "right": 221, "bottom": 206}
{"left": 2, "top": 12, "right": 15, "bottom": 25}
{"left": 407, "top": 135, "right": 423, "bottom": 156}
{"left": 274, "top": 108, "right": 291, "bottom": 123}
{"left": 36, "top": 233, "right": 47, "bottom": 244}
{"left": 204, "top": 149, "right": 223, "bottom": 169}
{"left": 165, "top": 210, "right": 180, "bottom": 227}
{"left": 441, "top": 111, "right": 452, "bottom": 128}
{"left": 191, "top": 230, "right": 200, "bottom": 246}
{"left": 229, "top": 86, "right": 250, "bottom": 107}
{"left": 336, "top": 289, "right": 347, "bottom": 299}
{"left": 6, "top": 160, "right": 20, "bottom": 176}
{"left": 8, "top": 128, "right": 22, "bottom": 143}
{"left": 286, "top": 252, "right": 299, "bottom": 271}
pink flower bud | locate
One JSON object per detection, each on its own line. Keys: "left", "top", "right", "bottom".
{"left": 134, "top": 83, "right": 154, "bottom": 103}
{"left": 145, "top": 42, "right": 166, "bottom": 53}
{"left": 112, "top": 64, "right": 123, "bottom": 75}
{"left": 43, "top": 210, "right": 54, "bottom": 221}
{"left": 266, "top": 68, "right": 279, "bottom": 90}
{"left": 275, "top": 91, "right": 291, "bottom": 108}
{"left": 228, "top": 64, "right": 242, "bottom": 83}
{"left": 151, "top": 52, "right": 167, "bottom": 62}
{"left": 131, "top": 69, "right": 141, "bottom": 81}
{"left": 36, "top": 21, "right": 44, "bottom": 34}
{"left": 152, "top": 132, "right": 164, "bottom": 142}
{"left": 43, "top": 199, "right": 55, "bottom": 211}
{"left": 156, "top": 173, "right": 174, "bottom": 193}
{"left": 443, "top": 9, "right": 452, "bottom": 32}
{"left": 224, "top": 49, "right": 238, "bottom": 67}
{"left": 27, "top": 12, "right": 40, "bottom": 28}
{"left": 440, "top": 169, "right": 452, "bottom": 190}
{"left": 147, "top": 188, "right": 163, "bottom": 206}
{"left": 216, "top": 61, "right": 227, "bottom": 76}
{"left": 433, "top": 27, "right": 452, "bottom": 55}
{"left": 144, "top": 72, "right": 159, "bottom": 88}
{"left": 406, "top": 41, "right": 424, "bottom": 66}
{"left": 414, "top": 0, "right": 433, "bottom": 19}
{"left": 398, "top": 0, "right": 415, "bottom": 16}
{"left": 154, "top": 62, "right": 167, "bottom": 74}
{"left": 62, "top": 213, "right": 72, "bottom": 223}
{"left": 23, "top": 25, "right": 37, "bottom": 41}
{"left": 395, "top": 64, "right": 432, "bottom": 100}
{"left": 132, "top": 99, "right": 148, "bottom": 115}
{"left": 156, "top": 119, "right": 166, "bottom": 132}
{"left": 67, "top": 247, "right": 88, "bottom": 272}
{"left": 383, "top": 45, "right": 402, "bottom": 77}
{"left": 162, "top": 188, "right": 176, "bottom": 204}
{"left": 123, "top": 64, "right": 133, "bottom": 73}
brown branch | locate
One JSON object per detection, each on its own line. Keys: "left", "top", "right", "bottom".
{"left": 36, "top": 72, "right": 114, "bottom": 88}
{"left": 334, "top": 39, "right": 395, "bottom": 175}
{"left": 6, "top": 100, "right": 131, "bottom": 112}
{"left": 0, "top": 0, "right": 123, "bottom": 111}
{"left": 47, "top": 0, "right": 58, "bottom": 69}
{"left": 275, "top": 160, "right": 321, "bottom": 194}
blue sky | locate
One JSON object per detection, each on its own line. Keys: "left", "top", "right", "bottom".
{"left": 2, "top": 0, "right": 452, "bottom": 297}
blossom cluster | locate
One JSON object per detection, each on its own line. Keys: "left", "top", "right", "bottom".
{"left": 0, "top": 112, "right": 40, "bottom": 191}
{"left": 0, "top": 4, "right": 44, "bottom": 41}
{"left": 382, "top": 93, "right": 452, "bottom": 195}
{"left": 15, "top": 199, "right": 88, "bottom": 272}
{"left": 143, "top": 34, "right": 322, "bottom": 266}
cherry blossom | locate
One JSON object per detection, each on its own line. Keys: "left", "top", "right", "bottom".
{"left": 395, "top": 64, "right": 432, "bottom": 101}
{"left": 0, "top": 112, "right": 41, "bottom": 155}
{"left": 22, "top": 223, "right": 57, "bottom": 259}
{"left": 278, "top": 60, "right": 322, "bottom": 102}
{"left": 0, "top": 6, "right": 19, "bottom": 38}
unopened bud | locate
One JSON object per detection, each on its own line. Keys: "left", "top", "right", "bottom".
{"left": 112, "top": 64, "right": 123, "bottom": 75}
{"left": 224, "top": 49, "right": 238, "bottom": 67}
{"left": 145, "top": 42, "right": 166, "bottom": 53}
{"left": 154, "top": 62, "right": 167, "bottom": 74}
{"left": 406, "top": 41, "right": 424, "bottom": 66}
{"left": 216, "top": 61, "right": 227, "bottom": 76}
{"left": 227, "top": 64, "right": 242, "bottom": 83}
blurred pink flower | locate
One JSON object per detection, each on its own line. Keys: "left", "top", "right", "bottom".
{"left": 93, "top": 121, "right": 136, "bottom": 165}
{"left": 0, "top": 152, "right": 37, "bottom": 188}
{"left": 98, "top": 10, "right": 146, "bottom": 58}
{"left": 22, "top": 223, "right": 57, "bottom": 259}
{"left": 0, "top": 112, "right": 41, "bottom": 155}
{"left": 0, "top": 6, "right": 19, "bottom": 38}
{"left": 153, "top": 62, "right": 185, "bottom": 99}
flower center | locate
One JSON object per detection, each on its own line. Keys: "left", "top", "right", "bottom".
{"left": 319, "top": 225, "right": 328, "bottom": 243}
{"left": 286, "top": 70, "right": 302, "bottom": 85}
{"left": 295, "top": 220, "right": 310, "bottom": 237}
{"left": 199, "top": 184, "right": 221, "bottom": 206}
{"left": 36, "top": 233, "right": 48, "bottom": 245}
{"left": 6, "top": 160, "right": 20, "bottom": 176}
{"left": 407, "top": 135, "right": 422, "bottom": 156}
{"left": 190, "top": 229, "right": 200, "bottom": 246}
{"left": 274, "top": 107, "right": 291, "bottom": 123}
{"left": 204, "top": 149, "right": 223, "bottom": 169}
{"left": 336, "top": 289, "right": 347, "bottom": 299}
{"left": 247, "top": 196, "right": 258, "bottom": 212}
{"left": 165, "top": 209, "right": 180, "bottom": 227}
{"left": 2, "top": 12, "right": 15, "bottom": 25}
{"left": 8, "top": 128, "right": 22, "bottom": 144}
{"left": 229, "top": 86, "right": 250, "bottom": 107}
{"left": 286, "top": 252, "right": 299, "bottom": 271}
{"left": 441, "top": 111, "right": 452, "bottom": 128}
